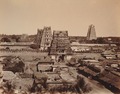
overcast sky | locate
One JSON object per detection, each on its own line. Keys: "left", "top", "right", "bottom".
{"left": 0, "top": 0, "right": 120, "bottom": 37}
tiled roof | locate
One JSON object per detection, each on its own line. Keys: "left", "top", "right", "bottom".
{"left": 100, "top": 71, "right": 120, "bottom": 89}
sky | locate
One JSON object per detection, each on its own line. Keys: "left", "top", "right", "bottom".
{"left": 0, "top": 0, "right": 120, "bottom": 37}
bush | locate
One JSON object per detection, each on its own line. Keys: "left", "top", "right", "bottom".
{"left": 76, "top": 75, "right": 92, "bottom": 93}
{"left": 2, "top": 57, "right": 25, "bottom": 73}
{"left": 82, "top": 83, "right": 92, "bottom": 93}
{"left": 2, "top": 81, "right": 15, "bottom": 94}
{"left": 29, "top": 44, "right": 39, "bottom": 49}
{"left": 1, "top": 37, "right": 11, "bottom": 42}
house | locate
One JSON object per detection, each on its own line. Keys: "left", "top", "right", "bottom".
{"left": 46, "top": 72, "right": 61, "bottom": 84}
{"left": 35, "top": 56, "right": 54, "bottom": 72}
{"left": 35, "top": 56, "right": 54, "bottom": 65}
{"left": 60, "top": 71, "right": 76, "bottom": 83}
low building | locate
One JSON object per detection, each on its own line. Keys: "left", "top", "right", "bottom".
{"left": 101, "top": 50, "right": 117, "bottom": 59}
{"left": 30, "top": 56, "right": 54, "bottom": 72}
{"left": 46, "top": 72, "right": 61, "bottom": 84}
{"left": 71, "top": 42, "right": 90, "bottom": 52}
{"left": 37, "top": 65, "right": 53, "bottom": 72}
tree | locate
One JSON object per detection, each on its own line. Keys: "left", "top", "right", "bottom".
{"left": 1, "top": 37, "right": 11, "bottom": 42}
{"left": 33, "top": 72, "right": 48, "bottom": 92}
{"left": 2, "top": 80, "right": 15, "bottom": 94}
{"left": 96, "top": 38, "right": 106, "bottom": 44}
{"left": 2, "top": 57, "right": 25, "bottom": 73}
{"left": 11, "top": 35, "right": 20, "bottom": 42}
{"left": 76, "top": 75, "right": 92, "bottom": 93}
{"left": 66, "top": 58, "right": 77, "bottom": 66}
{"left": 5, "top": 47, "right": 10, "bottom": 50}
{"left": 82, "top": 83, "right": 92, "bottom": 93}
{"left": 29, "top": 44, "right": 39, "bottom": 49}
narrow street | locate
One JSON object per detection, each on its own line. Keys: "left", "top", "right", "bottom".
{"left": 69, "top": 67, "right": 114, "bottom": 94}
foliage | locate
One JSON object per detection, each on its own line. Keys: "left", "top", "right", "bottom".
{"left": 96, "top": 38, "right": 106, "bottom": 44}
{"left": 76, "top": 75, "right": 92, "bottom": 93}
{"left": 1, "top": 37, "right": 11, "bottom": 42}
{"left": 11, "top": 35, "right": 20, "bottom": 42}
{"left": 29, "top": 44, "right": 39, "bottom": 49}
{"left": 2, "top": 81, "right": 15, "bottom": 94}
{"left": 2, "top": 56, "right": 25, "bottom": 73}
{"left": 67, "top": 57, "right": 77, "bottom": 66}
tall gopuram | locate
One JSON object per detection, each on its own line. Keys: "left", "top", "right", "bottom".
{"left": 87, "top": 24, "right": 97, "bottom": 40}
{"left": 35, "top": 29, "right": 43, "bottom": 47}
{"left": 49, "top": 31, "right": 72, "bottom": 62}
{"left": 40, "top": 27, "right": 52, "bottom": 50}
{"left": 35, "top": 26, "right": 52, "bottom": 50}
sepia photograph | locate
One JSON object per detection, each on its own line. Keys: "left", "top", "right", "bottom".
{"left": 0, "top": 0, "right": 120, "bottom": 94}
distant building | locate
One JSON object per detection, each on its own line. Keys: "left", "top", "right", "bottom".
{"left": 69, "top": 36, "right": 86, "bottom": 43}
{"left": 49, "top": 31, "right": 72, "bottom": 61}
{"left": 70, "top": 42, "right": 90, "bottom": 52}
{"left": 35, "top": 27, "right": 52, "bottom": 50}
{"left": 101, "top": 50, "right": 117, "bottom": 59}
{"left": 87, "top": 24, "right": 97, "bottom": 40}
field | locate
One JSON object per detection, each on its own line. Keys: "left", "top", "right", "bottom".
{"left": 0, "top": 51, "right": 48, "bottom": 61}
